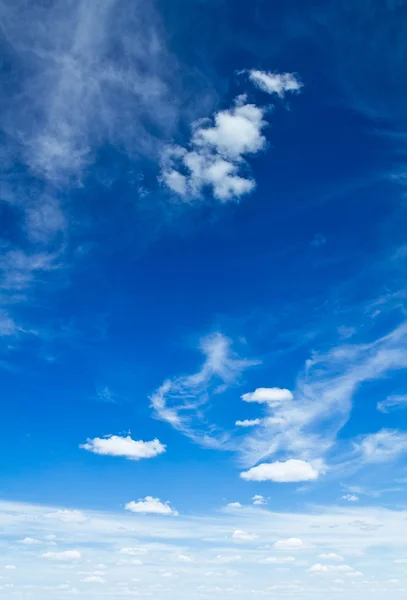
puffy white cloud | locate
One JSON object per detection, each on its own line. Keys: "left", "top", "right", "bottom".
{"left": 274, "top": 538, "right": 304, "bottom": 550}
{"left": 41, "top": 550, "right": 81, "bottom": 561}
{"left": 241, "top": 387, "right": 293, "bottom": 405}
{"left": 377, "top": 394, "right": 407, "bottom": 413}
{"left": 252, "top": 494, "right": 267, "bottom": 505}
{"left": 232, "top": 529, "right": 259, "bottom": 542}
{"left": 19, "top": 538, "right": 42, "bottom": 545}
{"left": 248, "top": 70, "right": 302, "bottom": 97}
{"left": 341, "top": 494, "right": 359, "bottom": 502}
{"left": 227, "top": 502, "right": 243, "bottom": 508}
{"left": 235, "top": 419, "right": 262, "bottom": 427}
{"left": 356, "top": 429, "right": 407, "bottom": 463}
{"left": 160, "top": 72, "right": 302, "bottom": 202}
{"left": 125, "top": 496, "right": 177, "bottom": 516}
{"left": 4, "top": 565, "right": 17, "bottom": 570}
{"left": 240, "top": 459, "right": 320, "bottom": 482}
{"left": 319, "top": 553, "right": 344, "bottom": 561}
{"left": 80, "top": 435, "right": 166, "bottom": 461}
{"left": 82, "top": 576, "right": 106, "bottom": 583}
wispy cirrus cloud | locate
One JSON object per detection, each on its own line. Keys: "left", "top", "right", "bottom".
{"left": 150, "top": 332, "right": 259, "bottom": 448}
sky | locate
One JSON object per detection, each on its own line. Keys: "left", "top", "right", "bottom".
{"left": 1, "top": 0, "right": 407, "bottom": 597}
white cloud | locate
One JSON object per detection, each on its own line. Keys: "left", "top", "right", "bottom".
{"left": 356, "top": 429, "right": 407, "bottom": 463}
{"left": 160, "top": 72, "right": 302, "bottom": 202}
{"left": 41, "top": 550, "right": 81, "bottom": 561}
{"left": 80, "top": 435, "right": 166, "bottom": 460}
{"left": 226, "top": 502, "right": 243, "bottom": 508}
{"left": 274, "top": 538, "right": 304, "bottom": 550}
{"left": 259, "top": 556, "right": 295, "bottom": 564}
{"left": 319, "top": 554, "right": 344, "bottom": 561}
{"left": 82, "top": 576, "right": 106, "bottom": 583}
{"left": 45, "top": 509, "right": 86, "bottom": 523}
{"left": 247, "top": 70, "right": 302, "bottom": 97}
{"left": 239, "top": 321, "right": 407, "bottom": 469}
{"left": 241, "top": 387, "right": 293, "bottom": 405}
{"left": 377, "top": 395, "right": 407, "bottom": 413}
{"left": 125, "top": 496, "right": 177, "bottom": 516}
{"left": 235, "top": 419, "right": 262, "bottom": 427}
{"left": 310, "top": 563, "right": 355, "bottom": 573}
{"left": 151, "top": 332, "right": 258, "bottom": 448}
{"left": 177, "top": 554, "right": 194, "bottom": 563}
{"left": 341, "top": 495, "right": 359, "bottom": 502}
{"left": 19, "top": 538, "right": 42, "bottom": 545}
{"left": 232, "top": 529, "right": 259, "bottom": 542}
{"left": 214, "top": 555, "right": 242, "bottom": 564}
{"left": 119, "top": 548, "right": 147, "bottom": 556}
{"left": 4, "top": 565, "right": 17, "bottom": 570}
{"left": 240, "top": 459, "right": 320, "bottom": 482}
{"left": 252, "top": 494, "right": 267, "bottom": 505}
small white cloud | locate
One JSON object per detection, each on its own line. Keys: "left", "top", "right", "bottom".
{"left": 177, "top": 554, "right": 194, "bottom": 563}
{"left": 319, "top": 553, "right": 344, "bottom": 561}
{"left": 125, "top": 496, "right": 177, "bottom": 516}
{"left": 241, "top": 387, "right": 293, "bottom": 405}
{"left": 247, "top": 70, "right": 302, "bottom": 97}
{"left": 214, "top": 555, "right": 241, "bottom": 564}
{"left": 41, "top": 550, "right": 81, "bottom": 561}
{"left": 45, "top": 510, "right": 86, "bottom": 523}
{"left": 235, "top": 419, "right": 262, "bottom": 427}
{"left": 227, "top": 502, "right": 243, "bottom": 508}
{"left": 252, "top": 494, "right": 267, "bottom": 505}
{"left": 232, "top": 529, "right": 259, "bottom": 542}
{"left": 82, "top": 576, "right": 106, "bottom": 583}
{"left": 240, "top": 459, "right": 320, "bottom": 483}
{"left": 19, "top": 538, "right": 42, "bottom": 545}
{"left": 274, "top": 538, "right": 303, "bottom": 550}
{"left": 341, "top": 494, "right": 359, "bottom": 502}
{"left": 259, "top": 556, "right": 295, "bottom": 564}
{"left": 310, "top": 563, "right": 354, "bottom": 573}
{"left": 4, "top": 565, "right": 17, "bottom": 570}
{"left": 119, "top": 548, "right": 147, "bottom": 556}
{"left": 80, "top": 435, "right": 166, "bottom": 461}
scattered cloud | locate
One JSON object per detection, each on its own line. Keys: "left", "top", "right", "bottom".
{"left": 240, "top": 459, "right": 321, "bottom": 482}
{"left": 309, "top": 563, "right": 355, "bottom": 573}
{"left": 247, "top": 70, "right": 302, "bottom": 97}
{"left": 356, "top": 429, "right": 407, "bottom": 463}
{"left": 252, "top": 494, "right": 267, "bottom": 505}
{"left": 119, "top": 548, "right": 147, "bottom": 556}
{"left": 259, "top": 556, "right": 295, "bottom": 564}
{"left": 160, "top": 70, "right": 302, "bottom": 202}
{"left": 235, "top": 419, "right": 262, "bottom": 427}
{"left": 232, "top": 529, "right": 259, "bottom": 542}
{"left": 226, "top": 502, "right": 243, "bottom": 508}
{"left": 81, "top": 576, "right": 106, "bottom": 584}
{"left": 80, "top": 435, "right": 166, "bottom": 460}
{"left": 19, "top": 537, "right": 42, "bottom": 545}
{"left": 125, "top": 496, "right": 178, "bottom": 516}
{"left": 151, "top": 332, "right": 258, "bottom": 448}
{"left": 377, "top": 394, "right": 407, "bottom": 413}
{"left": 341, "top": 494, "right": 359, "bottom": 502}
{"left": 274, "top": 538, "right": 304, "bottom": 550}
{"left": 41, "top": 550, "right": 81, "bottom": 561}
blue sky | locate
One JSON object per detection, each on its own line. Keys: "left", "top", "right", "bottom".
{"left": 1, "top": 0, "right": 407, "bottom": 597}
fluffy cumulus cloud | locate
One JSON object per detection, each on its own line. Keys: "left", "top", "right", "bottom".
{"left": 309, "top": 563, "right": 355, "bottom": 574}
{"left": 125, "top": 496, "right": 178, "bottom": 516}
{"left": 41, "top": 550, "right": 81, "bottom": 561}
{"left": 252, "top": 494, "right": 267, "bottom": 505}
{"left": 240, "top": 459, "right": 320, "bottom": 482}
{"left": 241, "top": 387, "right": 293, "bottom": 405}
{"left": 160, "top": 71, "right": 302, "bottom": 202}
{"left": 235, "top": 418, "right": 262, "bottom": 427}
{"left": 80, "top": 435, "right": 166, "bottom": 460}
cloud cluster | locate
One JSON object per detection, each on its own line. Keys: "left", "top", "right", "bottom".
{"left": 80, "top": 435, "right": 166, "bottom": 460}
{"left": 160, "top": 71, "right": 302, "bottom": 202}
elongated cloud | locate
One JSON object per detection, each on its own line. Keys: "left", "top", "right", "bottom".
{"left": 80, "top": 435, "right": 166, "bottom": 460}
{"left": 248, "top": 70, "right": 302, "bottom": 97}
{"left": 241, "top": 387, "right": 293, "bottom": 405}
{"left": 41, "top": 550, "right": 81, "bottom": 561}
{"left": 240, "top": 459, "right": 320, "bottom": 482}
